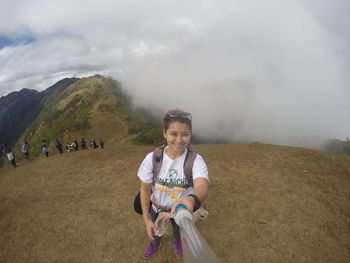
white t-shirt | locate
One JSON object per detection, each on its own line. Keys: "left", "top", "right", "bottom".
{"left": 7, "top": 152, "right": 14, "bottom": 161}
{"left": 137, "top": 147, "right": 209, "bottom": 209}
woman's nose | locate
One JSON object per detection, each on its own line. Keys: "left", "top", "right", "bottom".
{"left": 176, "top": 135, "right": 183, "bottom": 142}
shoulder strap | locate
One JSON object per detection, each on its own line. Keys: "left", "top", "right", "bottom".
{"left": 183, "top": 145, "right": 197, "bottom": 187}
{"left": 152, "top": 145, "right": 166, "bottom": 185}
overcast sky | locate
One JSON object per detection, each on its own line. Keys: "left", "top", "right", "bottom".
{"left": 0, "top": 0, "right": 349, "bottom": 145}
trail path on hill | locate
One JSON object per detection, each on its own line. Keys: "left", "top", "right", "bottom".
{"left": 0, "top": 143, "right": 349, "bottom": 263}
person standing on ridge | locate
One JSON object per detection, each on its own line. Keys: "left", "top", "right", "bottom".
{"left": 3, "top": 143, "right": 17, "bottom": 168}
{"left": 137, "top": 109, "right": 210, "bottom": 259}
{"left": 41, "top": 140, "right": 49, "bottom": 157}
{"left": 55, "top": 138, "right": 64, "bottom": 154}
{"left": 81, "top": 137, "right": 86, "bottom": 150}
{"left": 92, "top": 139, "right": 98, "bottom": 149}
{"left": 21, "top": 141, "right": 30, "bottom": 160}
{"left": 99, "top": 138, "right": 104, "bottom": 149}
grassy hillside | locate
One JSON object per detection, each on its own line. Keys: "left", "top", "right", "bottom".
{"left": 17, "top": 76, "right": 124, "bottom": 156}
{"left": 16, "top": 75, "right": 163, "bottom": 158}
{"left": 0, "top": 143, "right": 349, "bottom": 262}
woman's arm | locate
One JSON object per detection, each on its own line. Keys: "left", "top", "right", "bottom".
{"left": 171, "top": 178, "right": 209, "bottom": 213}
{"left": 140, "top": 181, "right": 155, "bottom": 241}
{"left": 193, "top": 177, "right": 209, "bottom": 202}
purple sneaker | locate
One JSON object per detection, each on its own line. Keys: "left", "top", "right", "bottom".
{"left": 172, "top": 239, "right": 182, "bottom": 256}
{"left": 144, "top": 242, "right": 160, "bottom": 259}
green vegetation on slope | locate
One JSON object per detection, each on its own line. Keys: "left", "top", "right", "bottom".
{"left": 126, "top": 108, "right": 164, "bottom": 145}
{"left": 16, "top": 75, "right": 164, "bottom": 158}
{"left": 18, "top": 76, "right": 125, "bottom": 156}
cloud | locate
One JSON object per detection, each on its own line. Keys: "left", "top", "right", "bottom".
{"left": 0, "top": 0, "right": 349, "bottom": 145}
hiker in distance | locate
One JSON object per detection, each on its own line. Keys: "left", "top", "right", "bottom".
{"left": 3, "top": 143, "right": 18, "bottom": 168}
{"left": 22, "top": 141, "right": 30, "bottom": 160}
{"left": 55, "top": 138, "right": 64, "bottom": 154}
{"left": 41, "top": 140, "right": 49, "bottom": 157}
{"left": 137, "top": 109, "right": 209, "bottom": 259}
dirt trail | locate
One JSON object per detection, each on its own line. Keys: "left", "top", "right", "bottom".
{"left": 0, "top": 143, "right": 349, "bottom": 263}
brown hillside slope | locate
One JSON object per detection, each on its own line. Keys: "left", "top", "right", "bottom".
{"left": 0, "top": 143, "right": 349, "bottom": 263}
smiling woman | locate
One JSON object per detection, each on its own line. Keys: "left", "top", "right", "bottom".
{"left": 136, "top": 109, "right": 210, "bottom": 259}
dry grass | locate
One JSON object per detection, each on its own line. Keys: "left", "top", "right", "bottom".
{"left": 65, "top": 110, "right": 128, "bottom": 146}
{"left": 0, "top": 143, "right": 349, "bottom": 263}
{"left": 57, "top": 77, "right": 129, "bottom": 146}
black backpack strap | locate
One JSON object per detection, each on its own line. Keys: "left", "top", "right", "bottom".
{"left": 152, "top": 145, "right": 166, "bottom": 185}
{"left": 152, "top": 145, "right": 197, "bottom": 188}
{"left": 184, "top": 145, "right": 197, "bottom": 188}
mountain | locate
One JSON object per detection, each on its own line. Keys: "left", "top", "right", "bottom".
{"left": 0, "top": 75, "right": 163, "bottom": 162}
{"left": 0, "top": 88, "right": 42, "bottom": 147}
{"left": 1, "top": 74, "right": 348, "bottom": 167}
{"left": 0, "top": 78, "right": 80, "bottom": 165}
{"left": 0, "top": 78, "right": 79, "bottom": 148}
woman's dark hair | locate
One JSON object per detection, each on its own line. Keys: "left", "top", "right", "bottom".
{"left": 162, "top": 109, "right": 192, "bottom": 131}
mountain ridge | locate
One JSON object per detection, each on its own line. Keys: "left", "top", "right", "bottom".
{"left": 1, "top": 75, "right": 349, "bottom": 167}
{"left": 1, "top": 75, "right": 163, "bottom": 165}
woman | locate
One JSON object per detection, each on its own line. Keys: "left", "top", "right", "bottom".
{"left": 137, "top": 109, "right": 209, "bottom": 259}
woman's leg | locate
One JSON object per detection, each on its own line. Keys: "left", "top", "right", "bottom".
{"left": 150, "top": 208, "right": 162, "bottom": 245}
{"left": 170, "top": 218, "right": 182, "bottom": 256}
{"left": 170, "top": 218, "right": 181, "bottom": 241}
{"left": 144, "top": 208, "right": 162, "bottom": 259}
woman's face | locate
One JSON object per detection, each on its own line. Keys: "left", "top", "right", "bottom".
{"left": 163, "top": 121, "right": 191, "bottom": 155}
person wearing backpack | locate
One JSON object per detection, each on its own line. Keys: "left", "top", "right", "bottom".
{"left": 137, "top": 109, "right": 209, "bottom": 259}
{"left": 21, "top": 141, "right": 30, "bottom": 160}
{"left": 3, "top": 143, "right": 18, "bottom": 168}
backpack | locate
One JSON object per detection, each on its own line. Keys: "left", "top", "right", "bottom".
{"left": 133, "top": 145, "right": 197, "bottom": 214}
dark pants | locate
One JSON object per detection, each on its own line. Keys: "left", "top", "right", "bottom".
{"left": 150, "top": 207, "right": 181, "bottom": 245}
{"left": 11, "top": 159, "right": 17, "bottom": 168}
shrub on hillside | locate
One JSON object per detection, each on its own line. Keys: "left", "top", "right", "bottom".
{"left": 126, "top": 108, "right": 164, "bottom": 145}
{"left": 344, "top": 142, "right": 350, "bottom": 155}
{"left": 133, "top": 127, "right": 165, "bottom": 145}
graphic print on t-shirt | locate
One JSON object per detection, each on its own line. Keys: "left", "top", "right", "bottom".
{"left": 155, "top": 168, "right": 188, "bottom": 200}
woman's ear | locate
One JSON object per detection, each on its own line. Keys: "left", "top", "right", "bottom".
{"left": 163, "top": 129, "right": 167, "bottom": 139}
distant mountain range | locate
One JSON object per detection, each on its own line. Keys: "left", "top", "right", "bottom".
{"left": 0, "top": 78, "right": 79, "bottom": 149}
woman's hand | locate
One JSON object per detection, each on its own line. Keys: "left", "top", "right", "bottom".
{"left": 145, "top": 219, "right": 156, "bottom": 241}
{"left": 171, "top": 196, "right": 195, "bottom": 214}
{"left": 140, "top": 182, "right": 153, "bottom": 240}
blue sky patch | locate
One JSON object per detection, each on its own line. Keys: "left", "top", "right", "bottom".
{"left": 0, "top": 35, "right": 37, "bottom": 49}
